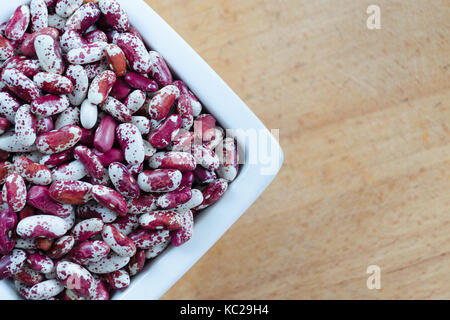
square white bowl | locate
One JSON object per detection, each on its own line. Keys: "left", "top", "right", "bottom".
{"left": 0, "top": 0, "right": 284, "bottom": 300}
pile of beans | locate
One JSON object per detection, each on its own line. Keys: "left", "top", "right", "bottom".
{"left": 0, "top": 0, "right": 239, "bottom": 300}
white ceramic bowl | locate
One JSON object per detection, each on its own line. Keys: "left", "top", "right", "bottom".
{"left": 0, "top": 0, "right": 284, "bottom": 300}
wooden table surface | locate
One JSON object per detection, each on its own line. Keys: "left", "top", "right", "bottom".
{"left": 145, "top": 0, "right": 450, "bottom": 299}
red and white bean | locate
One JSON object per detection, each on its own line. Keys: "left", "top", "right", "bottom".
{"left": 30, "top": 0, "right": 48, "bottom": 33}
{"left": 34, "top": 34, "right": 65, "bottom": 74}
{"left": 69, "top": 240, "right": 110, "bottom": 265}
{"left": 27, "top": 185, "right": 73, "bottom": 217}
{"left": 77, "top": 201, "right": 118, "bottom": 224}
{"left": 65, "top": 65, "right": 89, "bottom": 106}
{"left": 116, "top": 123, "right": 145, "bottom": 165}
{"left": 101, "top": 224, "right": 136, "bottom": 257}
{"left": 17, "top": 215, "right": 69, "bottom": 239}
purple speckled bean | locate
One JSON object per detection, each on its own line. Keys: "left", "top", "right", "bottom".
{"left": 73, "top": 145, "right": 104, "bottom": 179}
{"left": 60, "top": 29, "right": 87, "bottom": 53}
{"left": 36, "top": 116, "right": 55, "bottom": 135}
{"left": 13, "top": 265, "right": 44, "bottom": 286}
{"left": 69, "top": 240, "right": 111, "bottom": 265}
{"left": 40, "top": 149, "right": 73, "bottom": 168}
{"left": 34, "top": 34, "right": 65, "bottom": 74}
{"left": 90, "top": 185, "right": 128, "bottom": 216}
{"left": 126, "top": 248, "right": 145, "bottom": 276}
{"left": 2, "top": 173, "right": 27, "bottom": 212}
{"left": 193, "top": 166, "right": 217, "bottom": 184}
{"left": 196, "top": 178, "right": 229, "bottom": 210}
{"left": 127, "top": 194, "right": 157, "bottom": 215}
{"left": 148, "top": 114, "right": 182, "bottom": 150}
{"left": 109, "top": 162, "right": 140, "bottom": 199}
{"left": 77, "top": 201, "right": 118, "bottom": 224}
{"left": 85, "top": 30, "right": 108, "bottom": 44}
{"left": 172, "top": 80, "right": 202, "bottom": 116}
{"left": 27, "top": 251, "right": 54, "bottom": 273}
{"left": 28, "top": 279, "right": 64, "bottom": 300}
{"left": 48, "top": 235, "right": 75, "bottom": 259}
{"left": 171, "top": 210, "right": 194, "bottom": 247}
{"left": 116, "top": 123, "right": 145, "bottom": 165}
{"left": 16, "top": 215, "right": 70, "bottom": 239}
{"left": 85, "top": 252, "right": 130, "bottom": 275}
{"left": 101, "top": 224, "right": 136, "bottom": 257}
{"left": 157, "top": 187, "right": 192, "bottom": 210}
{"left": 128, "top": 229, "right": 170, "bottom": 250}
{"left": 149, "top": 51, "right": 173, "bottom": 88}
{"left": 49, "top": 180, "right": 92, "bottom": 205}
{"left": 27, "top": 185, "right": 73, "bottom": 218}
{"left": 71, "top": 218, "right": 104, "bottom": 242}
{"left": 111, "top": 214, "right": 139, "bottom": 236}
{"left": 93, "top": 115, "right": 116, "bottom": 153}
{"left": 124, "top": 72, "right": 158, "bottom": 93}
{"left": 116, "top": 33, "right": 150, "bottom": 74}
{"left": 0, "top": 208, "right": 18, "bottom": 255}
{"left": 192, "top": 144, "right": 220, "bottom": 171}
{"left": 14, "top": 156, "right": 52, "bottom": 186}
{"left": 0, "top": 249, "right": 27, "bottom": 280}
{"left": 99, "top": 0, "right": 129, "bottom": 32}
{"left": 103, "top": 269, "right": 130, "bottom": 290}
{"left": 147, "top": 85, "right": 180, "bottom": 121}
{"left": 139, "top": 210, "right": 183, "bottom": 231}
{"left": 148, "top": 152, "right": 196, "bottom": 172}
{"left": 4, "top": 5, "right": 30, "bottom": 41}
{"left": 2, "top": 68, "right": 40, "bottom": 103}
{"left": 31, "top": 94, "right": 70, "bottom": 117}
{"left": 56, "top": 261, "right": 95, "bottom": 297}
{"left": 65, "top": 3, "right": 100, "bottom": 34}
{"left": 137, "top": 169, "right": 182, "bottom": 193}
{"left": 100, "top": 96, "right": 132, "bottom": 123}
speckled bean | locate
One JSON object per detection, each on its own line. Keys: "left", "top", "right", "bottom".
{"left": 109, "top": 162, "right": 140, "bottom": 199}
{"left": 77, "top": 201, "right": 118, "bottom": 224}
{"left": 90, "top": 185, "right": 128, "bottom": 216}
{"left": 74, "top": 145, "right": 104, "bottom": 179}
{"left": 17, "top": 215, "right": 69, "bottom": 239}
{"left": 49, "top": 180, "right": 92, "bottom": 205}
{"left": 36, "top": 125, "right": 82, "bottom": 154}
{"left": 48, "top": 235, "right": 75, "bottom": 259}
{"left": 148, "top": 152, "right": 196, "bottom": 171}
{"left": 100, "top": 96, "right": 131, "bottom": 123}
{"left": 116, "top": 123, "right": 145, "bottom": 165}
{"left": 65, "top": 64, "right": 89, "bottom": 106}
{"left": 101, "top": 224, "right": 136, "bottom": 257}
{"left": 15, "top": 105, "right": 37, "bottom": 147}
{"left": 85, "top": 252, "right": 130, "bottom": 274}
{"left": 137, "top": 169, "right": 182, "bottom": 193}
{"left": 27, "top": 185, "right": 73, "bottom": 217}
{"left": 148, "top": 85, "right": 180, "bottom": 121}
{"left": 0, "top": 249, "right": 27, "bottom": 280}
{"left": 69, "top": 240, "right": 110, "bottom": 265}
{"left": 55, "top": 261, "right": 95, "bottom": 297}
{"left": 148, "top": 114, "right": 182, "bottom": 149}
{"left": 3, "top": 173, "right": 27, "bottom": 212}
{"left": 14, "top": 156, "right": 52, "bottom": 185}
{"left": 34, "top": 34, "right": 64, "bottom": 74}
{"left": 71, "top": 218, "right": 104, "bottom": 241}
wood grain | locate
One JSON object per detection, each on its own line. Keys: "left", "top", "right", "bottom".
{"left": 144, "top": 0, "right": 450, "bottom": 299}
